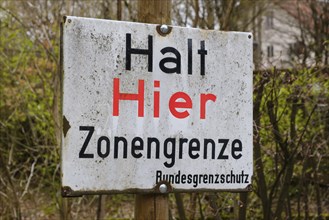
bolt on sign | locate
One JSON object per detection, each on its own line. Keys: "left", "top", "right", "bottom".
{"left": 61, "top": 16, "right": 253, "bottom": 196}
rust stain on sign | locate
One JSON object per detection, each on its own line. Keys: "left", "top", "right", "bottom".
{"left": 63, "top": 116, "right": 71, "bottom": 138}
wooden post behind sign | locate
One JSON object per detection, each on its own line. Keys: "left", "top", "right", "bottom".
{"left": 135, "top": 194, "right": 169, "bottom": 220}
{"left": 135, "top": 0, "right": 171, "bottom": 219}
{"left": 137, "top": 0, "right": 171, "bottom": 24}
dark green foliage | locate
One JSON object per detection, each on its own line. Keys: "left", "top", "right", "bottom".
{"left": 253, "top": 67, "right": 329, "bottom": 219}
{"left": 0, "top": 11, "right": 59, "bottom": 219}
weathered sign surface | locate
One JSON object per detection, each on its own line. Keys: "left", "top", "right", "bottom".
{"left": 61, "top": 16, "right": 253, "bottom": 196}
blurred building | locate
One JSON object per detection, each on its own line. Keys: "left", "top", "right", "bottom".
{"left": 252, "top": 0, "right": 328, "bottom": 70}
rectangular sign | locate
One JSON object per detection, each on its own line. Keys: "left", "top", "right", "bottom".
{"left": 61, "top": 16, "right": 253, "bottom": 196}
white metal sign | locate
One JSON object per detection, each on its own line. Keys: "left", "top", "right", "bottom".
{"left": 61, "top": 16, "right": 253, "bottom": 196}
